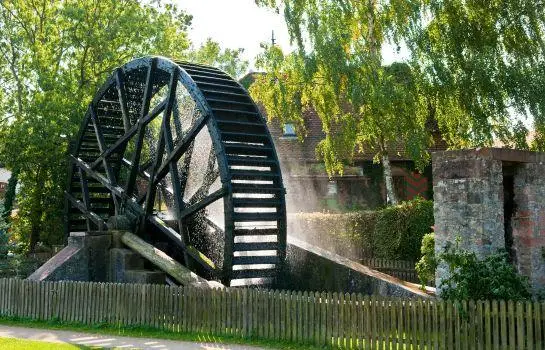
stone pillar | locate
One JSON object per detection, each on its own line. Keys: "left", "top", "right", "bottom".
{"left": 512, "top": 163, "right": 545, "bottom": 293}
{"left": 432, "top": 151, "right": 505, "bottom": 290}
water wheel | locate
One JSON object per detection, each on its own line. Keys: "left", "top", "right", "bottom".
{"left": 64, "top": 57, "right": 287, "bottom": 287}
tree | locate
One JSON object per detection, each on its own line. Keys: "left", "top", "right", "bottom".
{"left": 0, "top": 0, "right": 248, "bottom": 251}
{"left": 190, "top": 38, "right": 249, "bottom": 78}
{"left": 253, "top": 0, "right": 545, "bottom": 203}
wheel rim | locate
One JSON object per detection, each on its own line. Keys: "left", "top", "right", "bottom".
{"left": 65, "top": 56, "right": 287, "bottom": 286}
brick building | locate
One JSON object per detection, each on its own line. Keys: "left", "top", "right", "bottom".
{"left": 242, "top": 72, "right": 447, "bottom": 212}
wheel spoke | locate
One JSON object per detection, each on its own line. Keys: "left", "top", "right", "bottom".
{"left": 90, "top": 106, "right": 120, "bottom": 213}
{"left": 179, "top": 186, "right": 226, "bottom": 220}
{"left": 65, "top": 191, "right": 106, "bottom": 230}
{"left": 72, "top": 155, "right": 126, "bottom": 199}
{"left": 188, "top": 148, "right": 219, "bottom": 205}
{"left": 78, "top": 168, "right": 92, "bottom": 231}
{"left": 144, "top": 66, "right": 179, "bottom": 216}
{"left": 173, "top": 101, "right": 193, "bottom": 196}
{"left": 90, "top": 100, "right": 166, "bottom": 170}
{"left": 153, "top": 112, "right": 209, "bottom": 187}
{"left": 115, "top": 68, "right": 131, "bottom": 132}
{"left": 125, "top": 58, "right": 158, "bottom": 197}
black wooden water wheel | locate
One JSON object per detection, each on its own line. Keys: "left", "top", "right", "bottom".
{"left": 64, "top": 57, "right": 287, "bottom": 287}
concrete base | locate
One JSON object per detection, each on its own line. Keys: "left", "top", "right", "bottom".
{"left": 28, "top": 231, "right": 167, "bottom": 285}
{"left": 28, "top": 232, "right": 110, "bottom": 282}
{"left": 109, "top": 248, "right": 166, "bottom": 283}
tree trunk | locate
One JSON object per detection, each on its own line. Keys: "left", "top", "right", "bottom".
{"left": 2, "top": 169, "right": 18, "bottom": 221}
{"left": 382, "top": 152, "right": 398, "bottom": 205}
{"left": 29, "top": 210, "right": 42, "bottom": 253}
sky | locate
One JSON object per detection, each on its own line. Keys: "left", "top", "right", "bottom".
{"left": 178, "top": 0, "right": 294, "bottom": 71}
{"left": 177, "top": 0, "right": 409, "bottom": 72}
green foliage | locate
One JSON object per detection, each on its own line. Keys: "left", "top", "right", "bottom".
{"left": 0, "top": 200, "right": 10, "bottom": 259}
{"left": 291, "top": 197, "right": 433, "bottom": 261}
{"left": 190, "top": 38, "right": 249, "bottom": 78}
{"left": 439, "top": 247, "right": 531, "bottom": 301}
{"left": 255, "top": 0, "right": 545, "bottom": 149}
{"left": 415, "top": 232, "right": 437, "bottom": 288}
{"left": 253, "top": 0, "right": 545, "bottom": 202}
{"left": 415, "top": 233, "right": 531, "bottom": 299}
{"left": 373, "top": 197, "right": 433, "bottom": 260}
{"left": 0, "top": 1, "right": 248, "bottom": 251}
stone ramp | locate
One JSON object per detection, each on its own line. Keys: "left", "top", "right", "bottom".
{"left": 284, "top": 236, "right": 435, "bottom": 298}
{"left": 27, "top": 245, "right": 83, "bottom": 281}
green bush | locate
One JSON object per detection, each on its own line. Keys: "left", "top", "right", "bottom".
{"left": 289, "top": 197, "right": 433, "bottom": 261}
{"left": 415, "top": 232, "right": 437, "bottom": 288}
{"left": 439, "top": 247, "right": 531, "bottom": 301}
{"left": 415, "top": 233, "right": 531, "bottom": 299}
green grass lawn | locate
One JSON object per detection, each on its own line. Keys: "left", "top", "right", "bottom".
{"left": 0, "top": 337, "right": 99, "bottom": 349}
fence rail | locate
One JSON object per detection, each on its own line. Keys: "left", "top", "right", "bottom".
{"left": 360, "top": 258, "right": 420, "bottom": 284}
{"left": 0, "top": 278, "right": 542, "bottom": 348}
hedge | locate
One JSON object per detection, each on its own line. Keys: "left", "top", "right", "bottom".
{"left": 288, "top": 197, "right": 434, "bottom": 262}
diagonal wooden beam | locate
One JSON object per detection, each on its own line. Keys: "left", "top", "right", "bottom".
{"left": 65, "top": 192, "right": 106, "bottom": 230}
{"left": 187, "top": 148, "right": 218, "bottom": 205}
{"left": 125, "top": 58, "right": 158, "bottom": 198}
{"left": 153, "top": 112, "right": 209, "bottom": 187}
{"left": 179, "top": 186, "right": 226, "bottom": 220}
{"left": 72, "top": 155, "right": 125, "bottom": 199}
{"left": 147, "top": 216, "right": 216, "bottom": 273}
{"left": 90, "top": 99, "right": 166, "bottom": 170}
{"left": 78, "top": 168, "right": 92, "bottom": 231}
{"left": 115, "top": 68, "right": 131, "bottom": 132}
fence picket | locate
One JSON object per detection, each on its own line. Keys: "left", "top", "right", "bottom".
{"left": 535, "top": 301, "right": 542, "bottom": 350}
{"left": 516, "top": 301, "right": 524, "bottom": 350}
{"left": 499, "top": 300, "right": 507, "bottom": 349}
{"left": 491, "top": 300, "right": 499, "bottom": 349}
{"left": 526, "top": 301, "right": 534, "bottom": 350}
{"left": 320, "top": 291, "right": 327, "bottom": 346}
{"left": 508, "top": 300, "right": 515, "bottom": 350}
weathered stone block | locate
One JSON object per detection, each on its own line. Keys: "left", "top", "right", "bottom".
{"left": 433, "top": 150, "right": 504, "bottom": 291}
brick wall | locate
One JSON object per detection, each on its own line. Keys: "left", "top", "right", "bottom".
{"left": 512, "top": 163, "right": 545, "bottom": 292}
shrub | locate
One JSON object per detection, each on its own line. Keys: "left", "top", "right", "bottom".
{"left": 439, "top": 247, "right": 531, "bottom": 301}
{"left": 415, "top": 232, "right": 437, "bottom": 288}
{"left": 288, "top": 197, "right": 433, "bottom": 261}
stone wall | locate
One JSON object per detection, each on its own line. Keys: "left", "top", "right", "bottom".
{"left": 433, "top": 148, "right": 545, "bottom": 296}
{"left": 432, "top": 150, "right": 505, "bottom": 291}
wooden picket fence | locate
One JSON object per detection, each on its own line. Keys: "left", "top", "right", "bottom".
{"left": 0, "top": 278, "right": 543, "bottom": 348}
{"left": 360, "top": 259, "right": 420, "bottom": 284}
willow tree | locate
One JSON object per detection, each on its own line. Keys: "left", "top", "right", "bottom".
{"left": 253, "top": 0, "right": 545, "bottom": 204}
